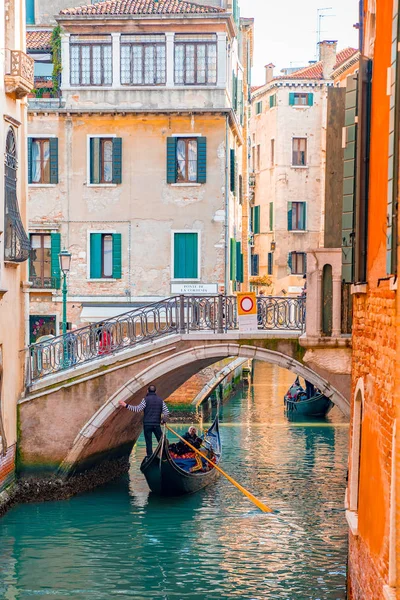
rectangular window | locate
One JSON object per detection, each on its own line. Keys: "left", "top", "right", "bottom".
{"left": 269, "top": 93, "right": 276, "bottom": 108}
{"left": 174, "top": 34, "right": 217, "bottom": 85}
{"left": 177, "top": 138, "right": 198, "bottom": 182}
{"left": 28, "top": 138, "right": 58, "bottom": 184}
{"left": 120, "top": 35, "right": 166, "bottom": 85}
{"left": 268, "top": 252, "right": 273, "bottom": 275}
{"left": 30, "top": 234, "right": 52, "bottom": 287}
{"left": 31, "top": 139, "right": 50, "bottom": 183}
{"left": 26, "top": 0, "right": 35, "bottom": 24}
{"left": 70, "top": 35, "right": 112, "bottom": 86}
{"left": 252, "top": 146, "right": 256, "bottom": 172}
{"left": 288, "top": 201, "right": 306, "bottom": 231}
{"left": 271, "top": 139, "right": 275, "bottom": 166}
{"left": 255, "top": 101, "right": 263, "bottom": 115}
{"left": 89, "top": 137, "right": 122, "bottom": 184}
{"left": 173, "top": 232, "right": 199, "bottom": 279}
{"left": 167, "top": 137, "right": 206, "bottom": 184}
{"left": 289, "top": 252, "right": 307, "bottom": 275}
{"left": 251, "top": 254, "right": 259, "bottom": 276}
{"left": 292, "top": 137, "right": 307, "bottom": 166}
{"left": 90, "top": 232, "right": 122, "bottom": 279}
{"left": 257, "top": 145, "right": 261, "bottom": 171}
{"left": 289, "top": 92, "right": 313, "bottom": 106}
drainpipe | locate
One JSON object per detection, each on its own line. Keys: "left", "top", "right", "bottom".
{"left": 225, "top": 114, "right": 230, "bottom": 293}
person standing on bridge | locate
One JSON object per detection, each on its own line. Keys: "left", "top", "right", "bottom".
{"left": 119, "top": 385, "right": 170, "bottom": 458}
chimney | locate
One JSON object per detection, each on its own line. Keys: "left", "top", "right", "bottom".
{"left": 265, "top": 63, "right": 275, "bottom": 84}
{"left": 318, "top": 40, "right": 337, "bottom": 79}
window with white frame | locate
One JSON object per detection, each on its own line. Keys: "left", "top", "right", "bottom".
{"left": 292, "top": 137, "right": 307, "bottom": 166}
{"left": 89, "top": 232, "right": 122, "bottom": 279}
{"left": 289, "top": 252, "right": 306, "bottom": 275}
{"left": 174, "top": 34, "right": 217, "bottom": 85}
{"left": 120, "top": 35, "right": 166, "bottom": 85}
{"left": 70, "top": 35, "right": 112, "bottom": 86}
{"left": 88, "top": 137, "right": 122, "bottom": 185}
{"left": 173, "top": 232, "right": 199, "bottom": 279}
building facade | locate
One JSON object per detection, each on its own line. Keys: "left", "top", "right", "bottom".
{"left": 343, "top": 1, "right": 399, "bottom": 598}
{"left": 26, "top": 0, "right": 252, "bottom": 339}
{"left": 0, "top": 0, "right": 33, "bottom": 493}
{"left": 249, "top": 44, "right": 357, "bottom": 297}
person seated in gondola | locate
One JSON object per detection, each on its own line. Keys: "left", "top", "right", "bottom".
{"left": 169, "top": 426, "right": 203, "bottom": 456}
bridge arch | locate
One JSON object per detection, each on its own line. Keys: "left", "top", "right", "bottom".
{"left": 61, "top": 343, "right": 349, "bottom": 475}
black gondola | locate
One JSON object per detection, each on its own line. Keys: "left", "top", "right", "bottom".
{"left": 284, "top": 377, "right": 334, "bottom": 417}
{"left": 140, "top": 417, "right": 221, "bottom": 496}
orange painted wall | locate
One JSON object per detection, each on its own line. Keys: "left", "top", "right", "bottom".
{"left": 366, "top": 1, "right": 392, "bottom": 284}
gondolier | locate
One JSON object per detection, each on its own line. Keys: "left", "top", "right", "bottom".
{"left": 119, "top": 385, "right": 169, "bottom": 457}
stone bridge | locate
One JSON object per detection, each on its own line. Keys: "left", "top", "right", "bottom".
{"left": 20, "top": 327, "right": 351, "bottom": 482}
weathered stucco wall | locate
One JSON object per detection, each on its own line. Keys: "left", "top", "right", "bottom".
{"left": 250, "top": 83, "right": 327, "bottom": 294}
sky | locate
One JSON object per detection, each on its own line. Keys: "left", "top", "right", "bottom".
{"left": 239, "top": 0, "right": 359, "bottom": 85}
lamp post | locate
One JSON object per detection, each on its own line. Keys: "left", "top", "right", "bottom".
{"left": 59, "top": 249, "right": 72, "bottom": 336}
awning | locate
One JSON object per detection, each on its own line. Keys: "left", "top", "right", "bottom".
{"left": 80, "top": 303, "right": 170, "bottom": 323}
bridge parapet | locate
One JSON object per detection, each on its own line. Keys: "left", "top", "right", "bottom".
{"left": 26, "top": 294, "right": 305, "bottom": 387}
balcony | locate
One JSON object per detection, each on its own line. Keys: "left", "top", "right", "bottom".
{"left": 5, "top": 50, "right": 34, "bottom": 99}
{"left": 30, "top": 277, "right": 58, "bottom": 290}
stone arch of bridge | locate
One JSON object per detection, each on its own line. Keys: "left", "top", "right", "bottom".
{"left": 60, "top": 343, "right": 349, "bottom": 475}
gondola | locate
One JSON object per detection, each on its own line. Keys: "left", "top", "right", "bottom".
{"left": 140, "top": 416, "right": 221, "bottom": 496}
{"left": 284, "top": 377, "right": 334, "bottom": 418}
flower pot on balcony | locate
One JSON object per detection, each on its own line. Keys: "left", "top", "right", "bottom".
{"left": 41, "top": 92, "right": 51, "bottom": 98}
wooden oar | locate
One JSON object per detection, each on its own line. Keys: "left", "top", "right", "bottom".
{"left": 165, "top": 424, "right": 273, "bottom": 514}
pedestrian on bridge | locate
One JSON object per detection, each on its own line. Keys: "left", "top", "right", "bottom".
{"left": 119, "top": 385, "right": 170, "bottom": 458}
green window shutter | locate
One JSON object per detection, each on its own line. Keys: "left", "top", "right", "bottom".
{"left": 112, "top": 233, "right": 122, "bottom": 279}
{"left": 112, "top": 138, "right": 122, "bottom": 184}
{"left": 287, "top": 202, "right": 293, "bottom": 231}
{"left": 269, "top": 94, "right": 276, "bottom": 108}
{"left": 167, "top": 137, "right": 177, "bottom": 184}
{"left": 233, "top": 73, "right": 238, "bottom": 110}
{"left": 90, "top": 138, "right": 101, "bottom": 184}
{"left": 289, "top": 92, "right": 295, "bottom": 106}
{"left": 250, "top": 206, "right": 254, "bottom": 232}
{"left": 26, "top": 0, "right": 35, "bottom": 24}
{"left": 49, "top": 137, "right": 58, "bottom": 184}
{"left": 230, "top": 238, "right": 236, "bottom": 281}
{"left": 197, "top": 137, "right": 207, "bottom": 183}
{"left": 90, "top": 233, "right": 102, "bottom": 279}
{"left": 268, "top": 252, "right": 273, "bottom": 275}
{"left": 174, "top": 233, "right": 198, "bottom": 279}
{"left": 50, "top": 232, "right": 61, "bottom": 289}
{"left": 342, "top": 73, "right": 358, "bottom": 283}
{"left": 230, "top": 149, "right": 236, "bottom": 192}
{"left": 269, "top": 202, "right": 273, "bottom": 231}
{"left": 300, "top": 202, "right": 306, "bottom": 230}
{"left": 27, "top": 137, "right": 32, "bottom": 184}
{"left": 254, "top": 205, "right": 260, "bottom": 234}
{"left": 307, "top": 93, "right": 314, "bottom": 106}
{"left": 236, "top": 241, "right": 242, "bottom": 282}
{"left": 288, "top": 252, "right": 293, "bottom": 273}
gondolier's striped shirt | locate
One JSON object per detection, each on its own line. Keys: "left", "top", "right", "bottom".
{"left": 127, "top": 399, "right": 170, "bottom": 417}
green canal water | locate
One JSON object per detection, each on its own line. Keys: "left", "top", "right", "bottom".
{"left": 0, "top": 363, "right": 349, "bottom": 600}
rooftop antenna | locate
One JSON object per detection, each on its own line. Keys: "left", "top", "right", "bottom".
{"left": 316, "top": 7, "right": 335, "bottom": 59}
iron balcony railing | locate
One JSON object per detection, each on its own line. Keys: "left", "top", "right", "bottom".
{"left": 26, "top": 295, "right": 305, "bottom": 385}
{"left": 30, "top": 276, "right": 59, "bottom": 289}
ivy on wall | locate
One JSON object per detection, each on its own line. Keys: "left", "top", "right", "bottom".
{"left": 51, "top": 25, "right": 62, "bottom": 97}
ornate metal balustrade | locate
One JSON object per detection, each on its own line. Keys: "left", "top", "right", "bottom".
{"left": 30, "top": 276, "right": 58, "bottom": 289}
{"left": 26, "top": 295, "right": 305, "bottom": 385}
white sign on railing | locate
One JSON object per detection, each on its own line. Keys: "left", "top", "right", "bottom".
{"left": 171, "top": 283, "right": 218, "bottom": 295}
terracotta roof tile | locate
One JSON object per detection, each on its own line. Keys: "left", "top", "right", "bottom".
{"left": 60, "top": 0, "right": 223, "bottom": 16}
{"left": 274, "top": 47, "right": 358, "bottom": 81}
{"left": 26, "top": 30, "right": 52, "bottom": 51}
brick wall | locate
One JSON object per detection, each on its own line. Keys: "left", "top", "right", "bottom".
{"left": 0, "top": 444, "right": 16, "bottom": 493}
{"left": 167, "top": 359, "right": 235, "bottom": 405}
{"left": 348, "top": 286, "right": 396, "bottom": 598}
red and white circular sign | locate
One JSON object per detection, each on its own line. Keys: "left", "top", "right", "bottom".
{"left": 240, "top": 296, "right": 254, "bottom": 313}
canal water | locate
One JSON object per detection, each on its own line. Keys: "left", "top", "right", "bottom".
{"left": 0, "top": 362, "right": 349, "bottom": 600}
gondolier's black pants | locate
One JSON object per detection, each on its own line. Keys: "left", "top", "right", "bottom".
{"left": 143, "top": 424, "right": 162, "bottom": 457}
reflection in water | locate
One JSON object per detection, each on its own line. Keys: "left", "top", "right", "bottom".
{"left": 0, "top": 362, "right": 348, "bottom": 600}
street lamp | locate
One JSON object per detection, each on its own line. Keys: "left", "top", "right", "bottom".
{"left": 59, "top": 249, "right": 72, "bottom": 337}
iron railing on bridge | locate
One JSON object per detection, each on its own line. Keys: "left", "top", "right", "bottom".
{"left": 26, "top": 295, "right": 305, "bottom": 385}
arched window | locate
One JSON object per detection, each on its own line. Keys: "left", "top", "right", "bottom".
{"left": 4, "top": 127, "right": 29, "bottom": 263}
{"left": 349, "top": 378, "right": 364, "bottom": 512}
